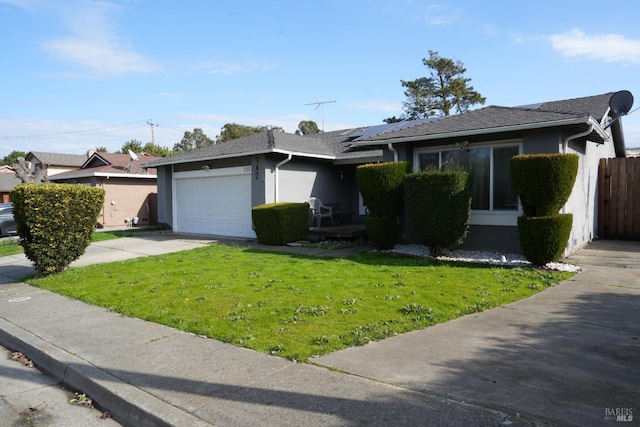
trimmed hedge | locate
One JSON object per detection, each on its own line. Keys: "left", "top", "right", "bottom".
{"left": 357, "top": 161, "right": 410, "bottom": 249}
{"left": 364, "top": 216, "right": 399, "bottom": 250}
{"left": 404, "top": 170, "right": 471, "bottom": 257}
{"left": 511, "top": 153, "right": 579, "bottom": 216}
{"left": 517, "top": 214, "right": 573, "bottom": 266}
{"left": 356, "top": 161, "right": 410, "bottom": 218}
{"left": 251, "top": 202, "right": 309, "bottom": 246}
{"left": 11, "top": 183, "right": 105, "bottom": 276}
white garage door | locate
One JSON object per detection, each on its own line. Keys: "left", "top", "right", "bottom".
{"left": 174, "top": 167, "right": 255, "bottom": 238}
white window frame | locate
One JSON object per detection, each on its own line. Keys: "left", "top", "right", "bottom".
{"left": 413, "top": 140, "right": 523, "bottom": 226}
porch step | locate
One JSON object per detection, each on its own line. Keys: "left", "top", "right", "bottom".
{"left": 305, "top": 224, "right": 368, "bottom": 242}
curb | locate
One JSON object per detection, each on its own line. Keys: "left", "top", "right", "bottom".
{"left": 0, "top": 317, "right": 212, "bottom": 427}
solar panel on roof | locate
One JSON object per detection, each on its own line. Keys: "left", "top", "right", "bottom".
{"left": 515, "top": 103, "right": 544, "bottom": 110}
{"left": 351, "top": 117, "right": 438, "bottom": 140}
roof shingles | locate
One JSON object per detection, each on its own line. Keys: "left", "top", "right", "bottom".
{"left": 143, "top": 92, "right": 617, "bottom": 167}
{"left": 50, "top": 152, "right": 159, "bottom": 180}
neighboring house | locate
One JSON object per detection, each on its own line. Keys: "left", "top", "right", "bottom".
{"left": 144, "top": 92, "right": 628, "bottom": 255}
{"left": 627, "top": 147, "right": 640, "bottom": 156}
{"left": 0, "top": 166, "right": 22, "bottom": 202}
{"left": 25, "top": 151, "right": 88, "bottom": 177}
{"left": 50, "top": 152, "right": 160, "bottom": 228}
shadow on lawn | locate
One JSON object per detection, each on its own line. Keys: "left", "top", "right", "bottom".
{"left": 371, "top": 286, "right": 640, "bottom": 426}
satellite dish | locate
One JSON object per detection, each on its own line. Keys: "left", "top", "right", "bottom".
{"left": 610, "top": 90, "right": 634, "bottom": 118}
{"left": 128, "top": 149, "right": 139, "bottom": 161}
{"left": 603, "top": 90, "right": 634, "bottom": 129}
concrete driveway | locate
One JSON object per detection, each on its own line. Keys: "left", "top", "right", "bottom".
{"left": 314, "top": 240, "right": 640, "bottom": 426}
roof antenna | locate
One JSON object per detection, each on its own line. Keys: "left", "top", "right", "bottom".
{"left": 304, "top": 98, "right": 336, "bottom": 132}
{"left": 603, "top": 90, "right": 634, "bottom": 130}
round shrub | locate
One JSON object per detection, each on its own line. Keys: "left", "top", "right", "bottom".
{"left": 404, "top": 170, "right": 471, "bottom": 257}
{"left": 517, "top": 214, "right": 573, "bottom": 266}
{"left": 510, "top": 154, "right": 579, "bottom": 216}
{"left": 356, "top": 161, "right": 410, "bottom": 218}
{"left": 11, "top": 183, "right": 105, "bottom": 276}
{"left": 364, "top": 216, "right": 398, "bottom": 250}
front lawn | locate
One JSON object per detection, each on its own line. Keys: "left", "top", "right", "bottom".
{"left": 30, "top": 244, "right": 573, "bottom": 361}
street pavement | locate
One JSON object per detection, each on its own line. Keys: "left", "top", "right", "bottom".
{"left": 0, "top": 233, "right": 638, "bottom": 426}
{"left": 0, "top": 344, "right": 122, "bottom": 426}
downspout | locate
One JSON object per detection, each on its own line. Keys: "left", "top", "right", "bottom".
{"left": 562, "top": 123, "right": 593, "bottom": 154}
{"left": 274, "top": 153, "right": 292, "bottom": 202}
{"left": 561, "top": 124, "right": 594, "bottom": 215}
{"left": 559, "top": 123, "right": 595, "bottom": 254}
{"left": 388, "top": 143, "right": 398, "bottom": 162}
{"left": 610, "top": 119, "right": 627, "bottom": 158}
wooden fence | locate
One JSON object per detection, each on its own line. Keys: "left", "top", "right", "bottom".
{"left": 598, "top": 157, "right": 640, "bottom": 239}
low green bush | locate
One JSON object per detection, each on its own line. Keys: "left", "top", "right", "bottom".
{"left": 364, "top": 216, "right": 398, "bottom": 250}
{"left": 252, "top": 202, "right": 309, "bottom": 245}
{"left": 511, "top": 154, "right": 578, "bottom": 216}
{"left": 517, "top": 214, "right": 573, "bottom": 266}
{"left": 11, "top": 183, "right": 105, "bottom": 276}
{"left": 404, "top": 170, "right": 471, "bottom": 257}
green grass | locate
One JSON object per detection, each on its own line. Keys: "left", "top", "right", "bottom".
{"left": 0, "top": 238, "right": 21, "bottom": 257}
{"left": 30, "top": 244, "right": 573, "bottom": 361}
{"left": 91, "top": 226, "right": 164, "bottom": 242}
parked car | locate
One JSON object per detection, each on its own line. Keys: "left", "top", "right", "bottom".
{"left": 0, "top": 203, "right": 17, "bottom": 237}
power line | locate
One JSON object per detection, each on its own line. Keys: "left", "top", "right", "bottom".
{"left": 0, "top": 121, "right": 145, "bottom": 141}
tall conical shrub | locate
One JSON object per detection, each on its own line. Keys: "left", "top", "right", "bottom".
{"left": 356, "top": 161, "right": 410, "bottom": 249}
{"left": 404, "top": 170, "right": 471, "bottom": 257}
{"left": 511, "top": 153, "right": 578, "bottom": 265}
{"left": 511, "top": 154, "right": 578, "bottom": 216}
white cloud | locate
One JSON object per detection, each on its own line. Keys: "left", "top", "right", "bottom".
{"left": 41, "top": 37, "right": 160, "bottom": 77}
{"left": 0, "top": 118, "right": 154, "bottom": 155}
{"left": 549, "top": 29, "right": 640, "bottom": 65}
{"left": 13, "top": 0, "right": 162, "bottom": 77}
{"left": 197, "top": 60, "right": 277, "bottom": 75}
{"left": 482, "top": 23, "right": 499, "bottom": 37}
{"left": 421, "top": 5, "right": 462, "bottom": 26}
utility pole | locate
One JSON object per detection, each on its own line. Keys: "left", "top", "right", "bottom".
{"left": 147, "top": 119, "right": 158, "bottom": 145}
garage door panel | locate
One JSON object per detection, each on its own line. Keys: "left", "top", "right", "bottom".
{"left": 175, "top": 171, "right": 254, "bottom": 238}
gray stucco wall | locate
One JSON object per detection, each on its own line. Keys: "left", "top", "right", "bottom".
{"left": 522, "top": 128, "right": 562, "bottom": 154}
{"left": 156, "top": 166, "right": 173, "bottom": 227}
{"left": 383, "top": 129, "right": 614, "bottom": 254}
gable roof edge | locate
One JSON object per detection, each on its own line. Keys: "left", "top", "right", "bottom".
{"left": 143, "top": 148, "right": 339, "bottom": 168}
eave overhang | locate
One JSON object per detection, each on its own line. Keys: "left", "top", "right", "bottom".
{"left": 351, "top": 116, "right": 609, "bottom": 147}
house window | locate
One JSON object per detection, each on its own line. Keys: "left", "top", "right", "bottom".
{"left": 415, "top": 143, "right": 520, "bottom": 212}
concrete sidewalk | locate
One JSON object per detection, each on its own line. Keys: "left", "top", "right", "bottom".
{"left": 0, "top": 234, "right": 638, "bottom": 426}
{"left": 316, "top": 240, "right": 640, "bottom": 426}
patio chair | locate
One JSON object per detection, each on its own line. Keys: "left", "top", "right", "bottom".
{"left": 309, "top": 197, "right": 333, "bottom": 227}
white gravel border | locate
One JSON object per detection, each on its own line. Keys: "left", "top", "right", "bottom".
{"left": 390, "top": 244, "right": 581, "bottom": 272}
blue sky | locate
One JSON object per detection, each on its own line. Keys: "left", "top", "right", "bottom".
{"left": 2, "top": 0, "right": 640, "bottom": 157}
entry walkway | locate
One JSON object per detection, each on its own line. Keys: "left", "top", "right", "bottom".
{"left": 0, "top": 235, "right": 638, "bottom": 426}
